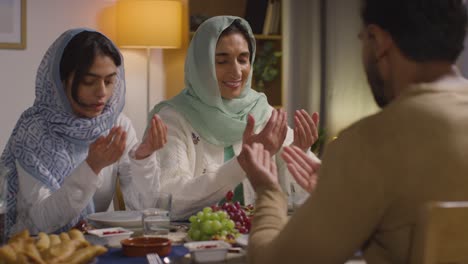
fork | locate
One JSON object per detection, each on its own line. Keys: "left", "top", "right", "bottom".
{"left": 146, "top": 253, "right": 164, "bottom": 264}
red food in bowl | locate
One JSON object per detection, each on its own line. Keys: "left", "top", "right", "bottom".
{"left": 121, "top": 236, "right": 172, "bottom": 257}
{"left": 103, "top": 230, "right": 126, "bottom": 235}
{"left": 197, "top": 244, "right": 218, "bottom": 249}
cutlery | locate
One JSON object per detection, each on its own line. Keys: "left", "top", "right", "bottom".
{"left": 147, "top": 253, "right": 164, "bottom": 264}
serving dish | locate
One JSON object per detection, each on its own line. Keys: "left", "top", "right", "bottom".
{"left": 184, "top": 240, "right": 231, "bottom": 263}
{"left": 121, "top": 236, "right": 172, "bottom": 257}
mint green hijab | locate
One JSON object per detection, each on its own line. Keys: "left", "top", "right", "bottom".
{"left": 150, "top": 16, "right": 270, "bottom": 146}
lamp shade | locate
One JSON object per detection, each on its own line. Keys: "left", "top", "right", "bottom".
{"left": 117, "top": 0, "right": 182, "bottom": 48}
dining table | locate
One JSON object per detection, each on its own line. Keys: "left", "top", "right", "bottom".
{"left": 97, "top": 245, "right": 188, "bottom": 264}
{"left": 86, "top": 212, "right": 366, "bottom": 264}
{"left": 92, "top": 232, "right": 365, "bottom": 264}
{"left": 96, "top": 245, "right": 248, "bottom": 264}
{"left": 88, "top": 221, "right": 248, "bottom": 264}
{"left": 95, "top": 243, "right": 365, "bottom": 264}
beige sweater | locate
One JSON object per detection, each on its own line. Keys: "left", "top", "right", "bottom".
{"left": 249, "top": 74, "right": 468, "bottom": 264}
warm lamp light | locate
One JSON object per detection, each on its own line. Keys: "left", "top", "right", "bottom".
{"left": 117, "top": 0, "right": 183, "bottom": 115}
{"left": 117, "top": 0, "right": 182, "bottom": 48}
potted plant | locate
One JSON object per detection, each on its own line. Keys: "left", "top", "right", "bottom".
{"left": 253, "top": 41, "right": 282, "bottom": 92}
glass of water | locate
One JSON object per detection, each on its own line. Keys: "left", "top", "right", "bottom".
{"left": 142, "top": 192, "right": 172, "bottom": 237}
{"left": 288, "top": 182, "right": 309, "bottom": 214}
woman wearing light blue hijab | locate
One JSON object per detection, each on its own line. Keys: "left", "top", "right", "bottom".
{"left": 0, "top": 28, "right": 167, "bottom": 236}
{"left": 148, "top": 16, "right": 318, "bottom": 220}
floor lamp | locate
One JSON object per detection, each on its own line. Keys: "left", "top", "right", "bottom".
{"left": 117, "top": 0, "right": 183, "bottom": 118}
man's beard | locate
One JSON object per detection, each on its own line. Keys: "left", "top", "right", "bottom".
{"left": 365, "top": 56, "right": 389, "bottom": 108}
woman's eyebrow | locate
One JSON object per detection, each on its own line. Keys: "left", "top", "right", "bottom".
{"left": 215, "top": 52, "right": 250, "bottom": 57}
{"left": 85, "top": 72, "right": 117, "bottom": 78}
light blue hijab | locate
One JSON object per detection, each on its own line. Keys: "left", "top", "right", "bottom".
{"left": 0, "top": 28, "right": 125, "bottom": 234}
{"left": 149, "top": 16, "right": 270, "bottom": 146}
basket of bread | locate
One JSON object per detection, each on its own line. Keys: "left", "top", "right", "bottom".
{"left": 0, "top": 229, "right": 107, "bottom": 264}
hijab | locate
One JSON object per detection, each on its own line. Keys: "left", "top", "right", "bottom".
{"left": 0, "top": 28, "right": 125, "bottom": 234}
{"left": 149, "top": 16, "right": 270, "bottom": 146}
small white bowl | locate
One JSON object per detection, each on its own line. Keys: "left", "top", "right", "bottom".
{"left": 184, "top": 240, "right": 231, "bottom": 263}
{"left": 87, "top": 227, "right": 133, "bottom": 247}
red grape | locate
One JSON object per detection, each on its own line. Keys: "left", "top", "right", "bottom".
{"left": 225, "top": 190, "right": 234, "bottom": 202}
{"left": 211, "top": 191, "right": 255, "bottom": 234}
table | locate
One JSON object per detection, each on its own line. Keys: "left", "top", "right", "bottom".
{"left": 96, "top": 247, "right": 366, "bottom": 264}
{"left": 97, "top": 245, "right": 189, "bottom": 264}
{"left": 95, "top": 228, "right": 247, "bottom": 264}
{"left": 97, "top": 245, "right": 248, "bottom": 264}
{"left": 92, "top": 223, "right": 362, "bottom": 263}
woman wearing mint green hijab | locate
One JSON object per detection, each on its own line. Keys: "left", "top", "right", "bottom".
{"left": 149, "top": 16, "right": 319, "bottom": 220}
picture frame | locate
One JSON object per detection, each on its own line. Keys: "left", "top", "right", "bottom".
{"left": 0, "top": 0, "right": 26, "bottom": 49}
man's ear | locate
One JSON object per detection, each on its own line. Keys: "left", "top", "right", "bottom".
{"left": 367, "top": 24, "right": 393, "bottom": 60}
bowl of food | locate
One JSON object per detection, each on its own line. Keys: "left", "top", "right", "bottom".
{"left": 120, "top": 236, "right": 172, "bottom": 257}
{"left": 0, "top": 229, "right": 107, "bottom": 264}
{"left": 87, "top": 227, "right": 133, "bottom": 247}
{"left": 184, "top": 240, "right": 231, "bottom": 263}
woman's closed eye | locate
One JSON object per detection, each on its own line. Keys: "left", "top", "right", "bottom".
{"left": 238, "top": 57, "right": 249, "bottom": 64}
{"left": 82, "top": 78, "right": 97, "bottom": 86}
{"left": 216, "top": 57, "right": 249, "bottom": 65}
{"left": 104, "top": 76, "right": 118, "bottom": 86}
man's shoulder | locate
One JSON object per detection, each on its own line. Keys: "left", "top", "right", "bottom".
{"left": 337, "top": 110, "right": 385, "bottom": 141}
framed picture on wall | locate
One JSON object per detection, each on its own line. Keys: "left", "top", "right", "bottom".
{"left": 0, "top": 0, "right": 26, "bottom": 49}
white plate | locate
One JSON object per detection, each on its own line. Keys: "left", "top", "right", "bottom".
{"left": 87, "top": 227, "right": 134, "bottom": 247}
{"left": 235, "top": 234, "right": 248, "bottom": 247}
{"left": 87, "top": 211, "right": 142, "bottom": 228}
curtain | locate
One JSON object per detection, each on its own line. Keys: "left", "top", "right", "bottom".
{"left": 285, "top": 0, "right": 379, "bottom": 151}
{"left": 325, "top": 0, "right": 379, "bottom": 139}
{"left": 284, "top": 0, "right": 322, "bottom": 121}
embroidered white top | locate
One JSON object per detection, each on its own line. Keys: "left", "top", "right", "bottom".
{"left": 11, "top": 114, "right": 158, "bottom": 234}
{"left": 157, "top": 106, "right": 310, "bottom": 220}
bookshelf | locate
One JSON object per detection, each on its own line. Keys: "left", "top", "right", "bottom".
{"left": 189, "top": 0, "right": 284, "bottom": 107}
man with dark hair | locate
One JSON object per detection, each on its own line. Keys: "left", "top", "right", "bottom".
{"left": 238, "top": 0, "right": 468, "bottom": 263}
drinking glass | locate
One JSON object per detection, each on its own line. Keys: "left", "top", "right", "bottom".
{"left": 142, "top": 192, "right": 172, "bottom": 237}
{"left": 288, "top": 183, "right": 309, "bottom": 214}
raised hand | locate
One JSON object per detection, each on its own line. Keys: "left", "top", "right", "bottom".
{"left": 292, "top": 110, "right": 319, "bottom": 152}
{"left": 242, "top": 109, "right": 288, "bottom": 157}
{"left": 134, "top": 114, "right": 168, "bottom": 160}
{"left": 86, "top": 126, "right": 127, "bottom": 174}
{"left": 281, "top": 146, "right": 321, "bottom": 194}
{"left": 238, "top": 143, "right": 279, "bottom": 191}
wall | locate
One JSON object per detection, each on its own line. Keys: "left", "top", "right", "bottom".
{"left": 325, "top": 0, "right": 379, "bottom": 139}
{"left": 163, "top": 0, "right": 189, "bottom": 99}
{"left": 0, "top": 0, "right": 167, "bottom": 152}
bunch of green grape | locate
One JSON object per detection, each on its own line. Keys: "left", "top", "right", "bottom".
{"left": 187, "top": 207, "right": 239, "bottom": 242}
